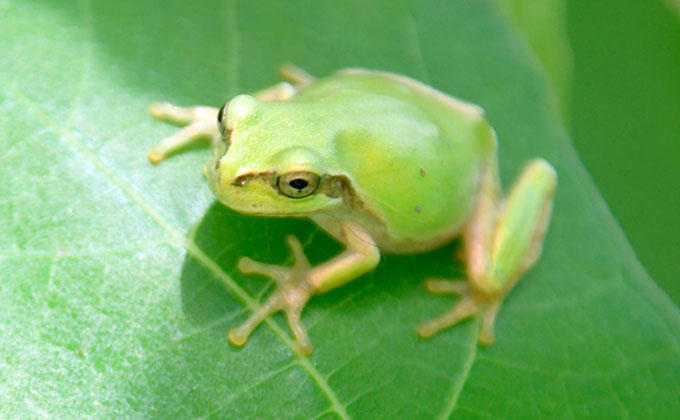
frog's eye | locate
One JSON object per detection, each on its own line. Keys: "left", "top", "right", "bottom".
{"left": 217, "top": 102, "right": 228, "bottom": 135}
{"left": 277, "top": 172, "right": 320, "bottom": 198}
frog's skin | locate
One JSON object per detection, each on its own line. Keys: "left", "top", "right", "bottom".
{"left": 149, "top": 65, "right": 557, "bottom": 354}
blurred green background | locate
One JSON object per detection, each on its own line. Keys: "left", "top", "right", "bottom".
{"left": 567, "top": 0, "right": 680, "bottom": 303}
{"left": 499, "top": 0, "right": 679, "bottom": 303}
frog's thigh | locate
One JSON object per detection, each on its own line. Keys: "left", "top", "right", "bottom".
{"left": 419, "top": 159, "right": 556, "bottom": 343}
{"left": 478, "top": 158, "right": 557, "bottom": 296}
{"left": 473, "top": 159, "right": 556, "bottom": 343}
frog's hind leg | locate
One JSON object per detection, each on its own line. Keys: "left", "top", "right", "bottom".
{"left": 280, "top": 63, "right": 316, "bottom": 88}
{"left": 418, "top": 159, "right": 557, "bottom": 344}
{"left": 252, "top": 82, "right": 297, "bottom": 102}
{"left": 250, "top": 64, "right": 316, "bottom": 101}
{"left": 148, "top": 103, "right": 220, "bottom": 164}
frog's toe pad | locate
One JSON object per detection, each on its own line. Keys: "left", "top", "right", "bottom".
{"left": 149, "top": 102, "right": 174, "bottom": 119}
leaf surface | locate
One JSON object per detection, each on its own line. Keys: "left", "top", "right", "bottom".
{"left": 1, "top": 1, "right": 678, "bottom": 419}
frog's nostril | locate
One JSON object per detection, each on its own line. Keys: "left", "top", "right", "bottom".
{"left": 232, "top": 173, "right": 252, "bottom": 187}
{"left": 231, "top": 171, "right": 276, "bottom": 188}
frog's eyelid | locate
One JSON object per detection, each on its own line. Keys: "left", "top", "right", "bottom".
{"left": 217, "top": 103, "right": 226, "bottom": 123}
{"left": 217, "top": 103, "right": 229, "bottom": 135}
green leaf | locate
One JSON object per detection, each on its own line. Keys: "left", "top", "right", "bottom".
{"left": 666, "top": 0, "right": 680, "bottom": 17}
{"left": 496, "top": 0, "right": 572, "bottom": 122}
{"left": 1, "top": 0, "right": 678, "bottom": 419}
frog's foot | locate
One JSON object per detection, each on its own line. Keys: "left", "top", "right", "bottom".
{"left": 279, "top": 63, "right": 316, "bottom": 88}
{"left": 416, "top": 279, "right": 502, "bottom": 345}
{"left": 148, "top": 103, "right": 219, "bottom": 164}
{"left": 250, "top": 64, "right": 315, "bottom": 101}
{"left": 230, "top": 235, "right": 316, "bottom": 355}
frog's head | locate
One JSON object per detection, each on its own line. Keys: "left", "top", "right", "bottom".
{"left": 206, "top": 94, "right": 340, "bottom": 216}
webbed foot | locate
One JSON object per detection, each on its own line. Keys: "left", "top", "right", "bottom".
{"left": 416, "top": 279, "right": 501, "bottom": 345}
{"left": 418, "top": 160, "right": 557, "bottom": 345}
{"left": 230, "top": 235, "right": 315, "bottom": 354}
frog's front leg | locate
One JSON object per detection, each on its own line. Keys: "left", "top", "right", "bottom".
{"left": 418, "top": 159, "right": 557, "bottom": 344}
{"left": 148, "top": 94, "right": 291, "bottom": 164}
{"left": 230, "top": 221, "right": 380, "bottom": 355}
{"left": 148, "top": 104, "right": 220, "bottom": 163}
{"left": 148, "top": 64, "right": 313, "bottom": 163}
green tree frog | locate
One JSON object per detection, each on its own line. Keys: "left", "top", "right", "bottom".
{"left": 149, "top": 65, "right": 557, "bottom": 355}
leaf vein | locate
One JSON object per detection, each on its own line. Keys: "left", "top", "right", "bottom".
{"left": 436, "top": 321, "right": 480, "bottom": 420}
{"left": 0, "top": 76, "right": 352, "bottom": 420}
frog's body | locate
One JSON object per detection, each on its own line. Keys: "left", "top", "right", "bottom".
{"left": 209, "top": 69, "right": 495, "bottom": 254}
{"left": 149, "top": 65, "right": 557, "bottom": 354}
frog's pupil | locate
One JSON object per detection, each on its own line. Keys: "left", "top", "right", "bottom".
{"left": 289, "top": 179, "right": 308, "bottom": 190}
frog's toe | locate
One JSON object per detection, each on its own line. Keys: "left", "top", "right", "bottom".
{"left": 285, "top": 235, "right": 311, "bottom": 269}
{"left": 150, "top": 102, "right": 218, "bottom": 125}
{"left": 284, "top": 299, "right": 314, "bottom": 355}
{"left": 229, "top": 294, "right": 282, "bottom": 346}
{"left": 238, "top": 257, "right": 291, "bottom": 282}
{"left": 425, "top": 278, "right": 468, "bottom": 295}
{"left": 147, "top": 120, "right": 219, "bottom": 164}
{"left": 228, "top": 271, "right": 313, "bottom": 353}
{"left": 149, "top": 102, "right": 176, "bottom": 120}
{"left": 419, "top": 278, "right": 505, "bottom": 345}
{"left": 148, "top": 148, "right": 165, "bottom": 165}
{"left": 237, "top": 235, "right": 310, "bottom": 283}
{"left": 231, "top": 235, "right": 316, "bottom": 354}
{"left": 478, "top": 300, "right": 501, "bottom": 345}
{"left": 417, "top": 294, "right": 478, "bottom": 339}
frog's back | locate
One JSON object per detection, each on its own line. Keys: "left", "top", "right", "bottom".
{"left": 293, "top": 69, "right": 496, "bottom": 252}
